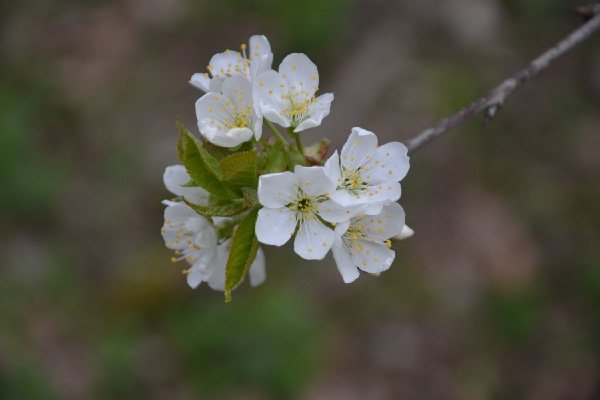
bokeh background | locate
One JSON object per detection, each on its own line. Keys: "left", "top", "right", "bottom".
{"left": 2, "top": 0, "right": 600, "bottom": 399}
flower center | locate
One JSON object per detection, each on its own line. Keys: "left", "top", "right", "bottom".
{"left": 282, "top": 90, "right": 316, "bottom": 126}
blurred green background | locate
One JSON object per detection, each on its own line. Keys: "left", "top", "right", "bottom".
{"left": 1, "top": 0, "right": 600, "bottom": 399}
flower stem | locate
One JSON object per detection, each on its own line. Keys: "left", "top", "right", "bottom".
{"left": 264, "top": 119, "right": 287, "bottom": 144}
{"left": 287, "top": 127, "right": 305, "bottom": 156}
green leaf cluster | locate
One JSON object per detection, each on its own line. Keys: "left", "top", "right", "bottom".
{"left": 177, "top": 121, "right": 261, "bottom": 300}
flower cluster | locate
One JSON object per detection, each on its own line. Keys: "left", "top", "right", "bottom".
{"left": 162, "top": 35, "right": 412, "bottom": 301}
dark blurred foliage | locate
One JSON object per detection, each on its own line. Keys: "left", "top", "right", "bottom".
{"left": 1, "top": 0, "right": 599, "bottom": 399}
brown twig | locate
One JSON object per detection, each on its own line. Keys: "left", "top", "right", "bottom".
{"left": 404, "top": 4, "right": 600, "bottom": 155}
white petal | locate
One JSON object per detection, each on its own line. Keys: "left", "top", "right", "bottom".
{"left": 255, "top": 207, "right": 296, "bottom": 246}
{"left": 213, "top": 127, "right": 254, "bottom": 148}
{"left": 254, "top": 70, "right": 289, "bottom": 127}
{"left": 221, "top": 75, "right": 253, "bottom": 111}
{"left": 340, "top": 127, "right": 378, "bottom": 171}
{"left": 324, "top": 151, "right": 343, "bottom": 187}
{"left": 366, "top": 142, "right": 410, "bottom": 182}
{"left": 163, "top": 165, "right": 210, "bottom": 205}
{"left": 258, "top": 171, "right": 299, "bottom": 208}
{"left": 294, "top": 166, "right": 334, "bottom": 198}
{"left": 209, "top": 51, "right": 246, "bottom": 79}
{"left": 294, "top": 217, "right": 334, "bottom": 260}
{"left": 361, "top": 181, "right": 401, "bottom": 204}
{"left": 294, "top": 93, "right": 334, "bottom": 132}
{"left": 362, "top": 202, "right": 406, "bottom": 240}
{"left": 352, "top": 241, "right": 395, "bottom": 274}
{"left": 279, "top": 53, "right": 319, "bottom": 96}
{"left": 190, "top": 73, "right": 210, "bottom": 92}
{"left": 163, "top": 165, "right": 191, "bottom": 197}
{"left": 248, "top": 247, "right": 266, "bottom": 287}
{"left": 186, "top": 267, "right": 205, "bottom": 289}
{"left": 248, "top": 35, "right": 273, "bottom": 77}
{"left": 318, "top": 199, "right": 363, "bottom": 223}
{"left": 394, "top": 225, "right": 414, "bottom": 240}
{"left": 206, "top": 239, "right": 230, "bottom": 291}
{"left": 329, "top": 190, "right": 368, "bottom": 208}
{"left": 208, "top": 77, "right": 225, "bottom": 93}
{"left": 332, "top": 235, "right": 360, "bottom": 283}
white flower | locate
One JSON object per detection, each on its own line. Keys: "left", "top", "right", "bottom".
{"left": 324, "top": 127, "right": 410, "bottom": 212}
{"left": 195, "top": 74, "right": 263, "bottom": 147}
{"left": 163, "top": 164, "right": 210, "bottom": 206}
{"left": 161, "top": 201, "right": 219, "bottom": 288}
{"left": 201, "top": 238, "right": 266, "bottom": 291}
{"left": 190, "top": 35, "right": 273, "bottom": 93}
{"left": 332, "top": 202, "right": 406, "bottom": 283}
{"left": 255, "top": 166, "right": 354, "bottom": 260}
{"left": 253, "top": 53, "right": 334, "bottom": 132}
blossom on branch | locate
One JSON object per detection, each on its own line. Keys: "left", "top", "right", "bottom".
{"left": 253, "top": 53, "right": 334, "bottom": 132}
{"left": 195, "top": 74, "right": 262, "bottom": 147}
{"left": 325, "top": 127, "right": 410, "bottom": 213}
{"left": 255, "top": 166, "right": 353, "bottom": 260}
{"left": 332, "top": 202, "right": 406, "bottom": 283}
{"left": 190, "top": 35, "right": 273, "bottom": 93}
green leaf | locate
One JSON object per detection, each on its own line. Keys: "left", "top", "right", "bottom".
{"left": 264, "top": 141, "right": 287, "bottom": 174}
{"left": 183, "top": 198, "right": 248, "bottom": 217}
{"left": 177, "top": 121, "right": 239, "bottom": 200}
{"left": 241, "top": 187, "right": 259, "bottom": 208}
{"left": 180, "top": 179, "right": 198, "bottom": 188}
{"left": 219, "top": 150, "right": 258, "bottom": 188}
{"left": 224, "top": 207, "right": 260, "bottom": 302}
{"left": 202, "top": 142, "right": 230, "bottom": 161}
{"left": 286, "top": 145, "right": 306, "bottom": 170}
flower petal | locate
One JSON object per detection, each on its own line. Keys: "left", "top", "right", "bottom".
{"left": 294, "top": 217, "right": 334, "bottom": 260}
{"left": 324, "top": 151, "right": 343, "bottom": 187}
{"left": 186, "top": 267, "right": 205, "bottom": 289}
{"left": 190, "top": 73, "right": 210, "bottom": 92}
{"left": 258, "top": 171, "right": 299, "bottom": 208}
{"left": 248, "top": 247, "right": 266, "bottom": 287}
{"left": 361, "top": 181, "right": 401, "bottom": 204}
{"left": 365, "top": 142, "right": 410, "bottom": 182}
{"left": 248, "top": 35, "right": 273, "bottom": 77}
{"left": 340, "top": 127, "right": 378, "bottom": 171}
{"left": 256, "top": 207, "right": 296, "bottom": 246}
{"left": 163, "top": 165, "right": 210, "bottom": 205}
{"left": 209, "top": 51, "right": 247, "bottom": 79}
{"left": 318, "top": 199, "right": 363, "bottom": 223}
{"left": 253, "top": 70, "right": 289, "bottom": 127}
{"left": 352, "top": 241, "right": 395, "bottom": 274}
{"left": 362, "top": 202, "right": 406, "bottom": 240}
{"left": 206, "top": 239, "right": 230, "bottom": 291}
{"left": 294, "top": 166, "right": 334, "bottom": 198}
{"left": 294, "top": 93, "right": 334, "bottom": 132}
{"left": 279, "top": 53, "right": 319, "bottom": 96}
{"left": 332, "top": 234, "right": 360, "bottom": 283}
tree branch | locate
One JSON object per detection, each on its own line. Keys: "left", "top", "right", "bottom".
{"left": 404, "top": 4, "right": 600, "bottom": 155}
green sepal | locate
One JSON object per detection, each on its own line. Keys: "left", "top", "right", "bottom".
{"left": 219, "top": 150, "right": 258, "bottom": 188}
{"left": 176, "top": 120, "right": 239, "bottom": 200}
{"left": 264, "top": 141, "right": 287, "bottom": 174}
{"left": 224, "top": 206, "right": 260, "bottom": 302}
{"left": 183, "top": 197, "right": 248, "bottom": 218}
